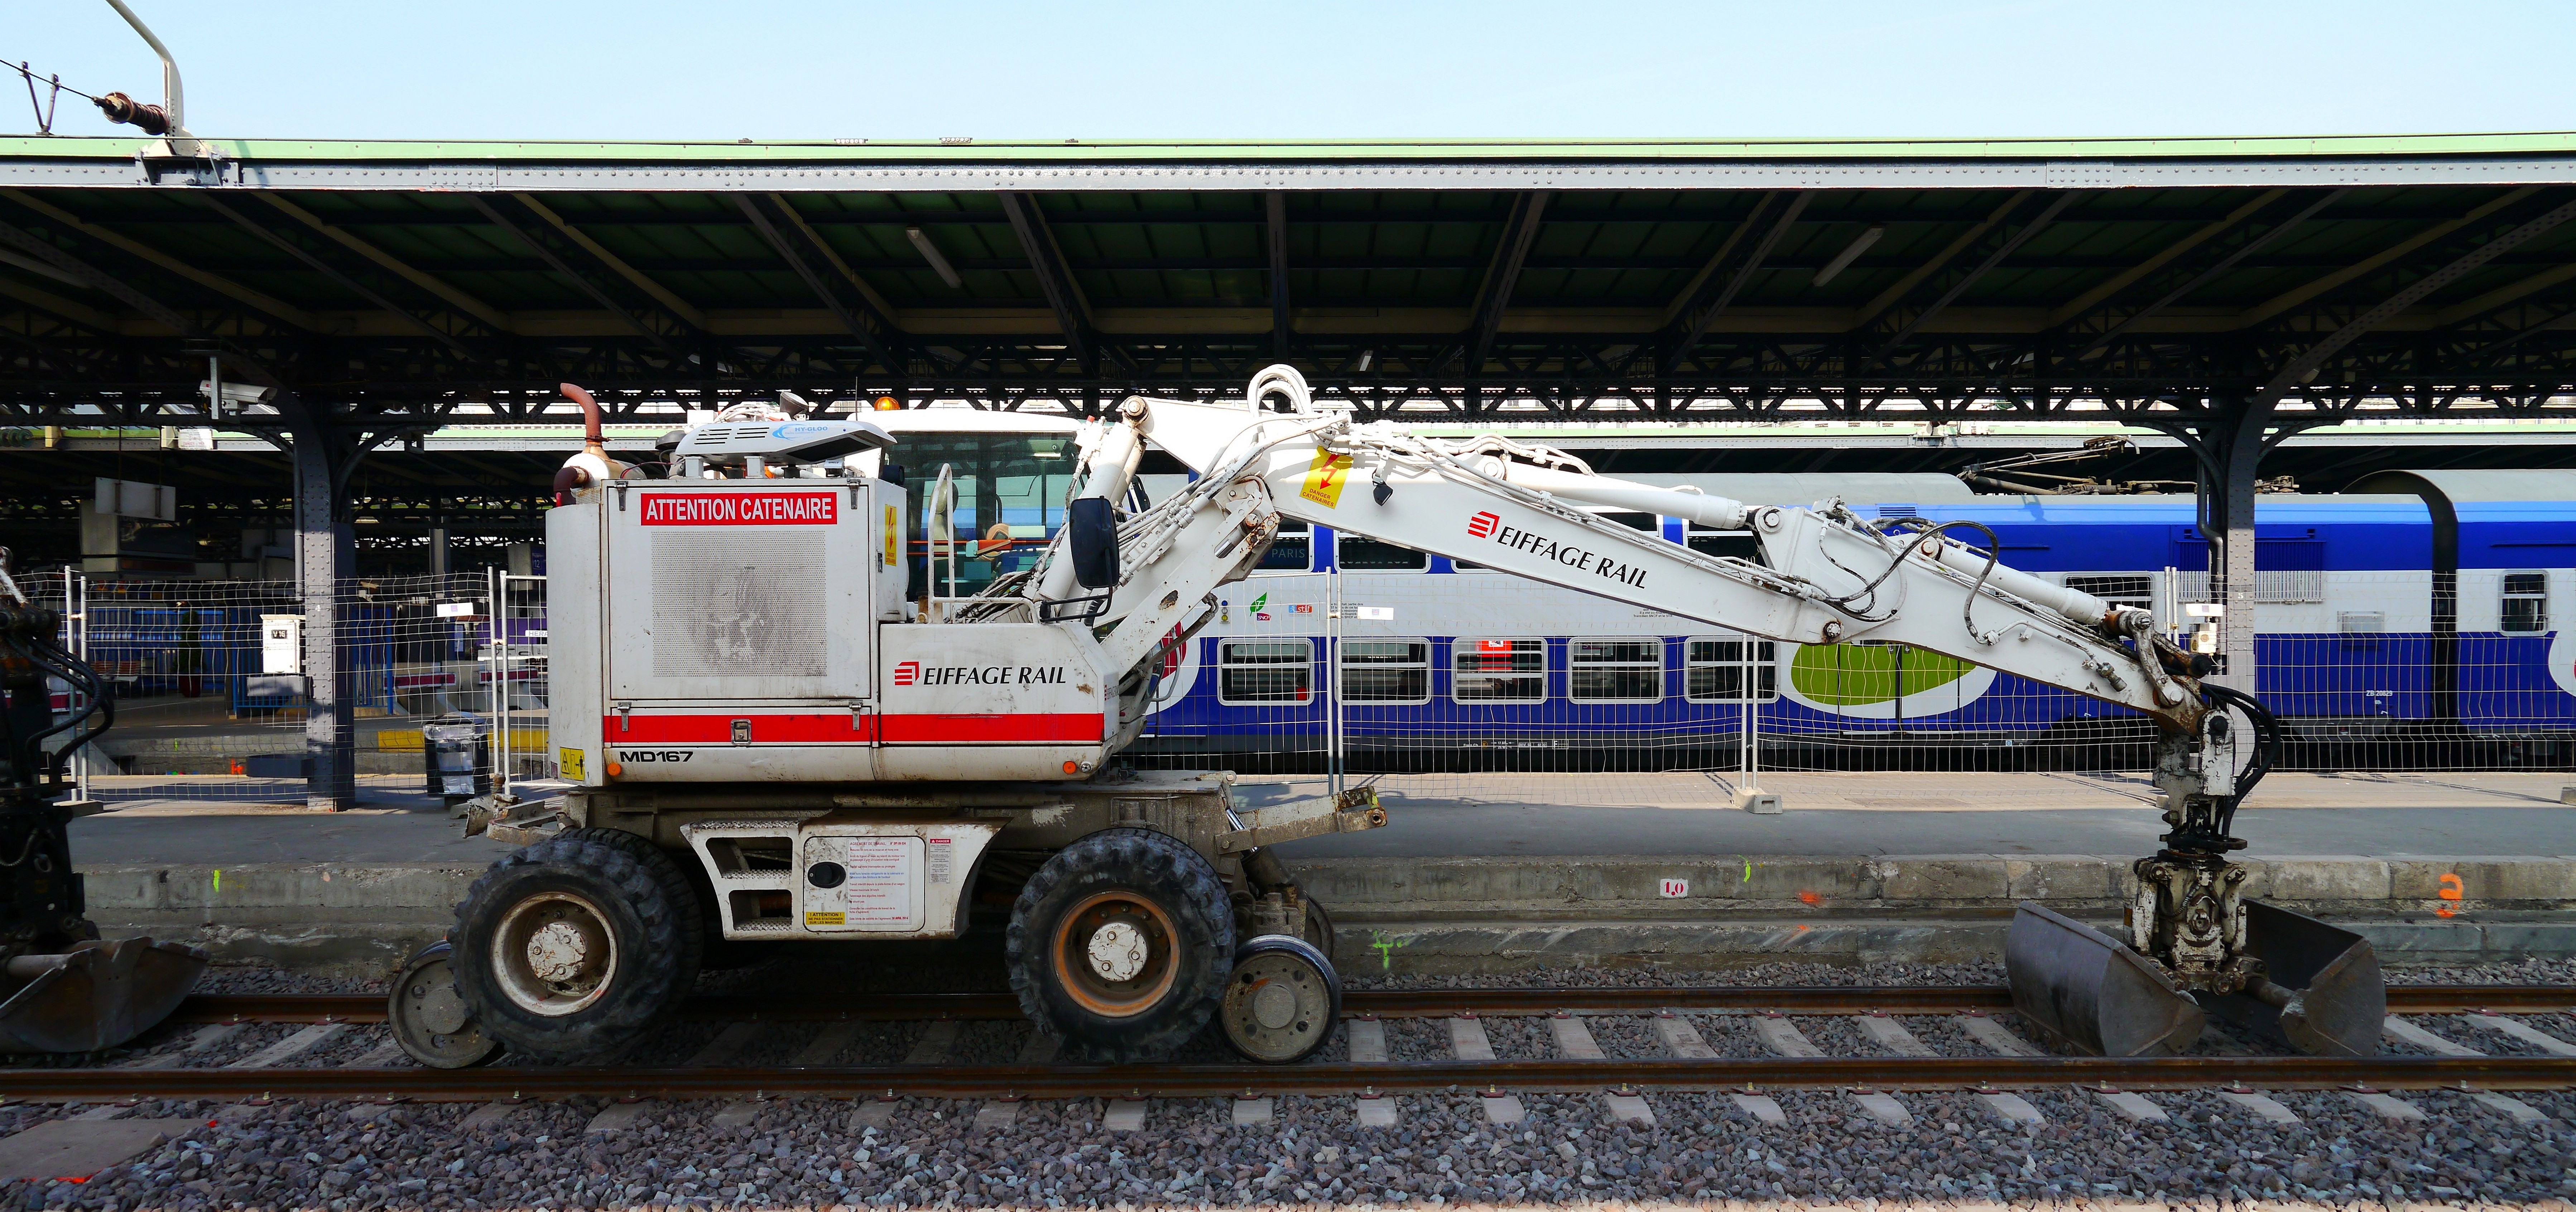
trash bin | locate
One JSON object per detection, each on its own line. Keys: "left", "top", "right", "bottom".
{"left": 422, "top": 715, "right": 491, "bottom": 803}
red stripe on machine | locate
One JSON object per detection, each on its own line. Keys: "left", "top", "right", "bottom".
{"left": 878, "top": 713, "right": 1103, "bottom": 743}
{"left": 603, "top": 713, "right": 1102, "bottom": 744}
{"left": 639, "top": 492, "right": 838, "bottom": 526}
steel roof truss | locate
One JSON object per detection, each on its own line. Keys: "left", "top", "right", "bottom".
{"left": 1459, "top": 190, "right": 1551, "bottom": 385}
{"left": 466, "top": 195, "right": 694, "bottom": 361}
{"left": 732, "top": 193, "right": 899, "bottom": 370}
{"left": 196, "top": 196, "right": 482, "bottom": 359}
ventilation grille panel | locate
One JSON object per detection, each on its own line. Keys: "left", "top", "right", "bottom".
{"left": 650, "top": 530, "right": 828, "bottom": 678}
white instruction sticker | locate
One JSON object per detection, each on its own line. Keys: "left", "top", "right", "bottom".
{"left": 928, "top": 836, "right": 953, "bottom": 883}
{"left": 842, "top": 836, "right": 923, "bottom": 929}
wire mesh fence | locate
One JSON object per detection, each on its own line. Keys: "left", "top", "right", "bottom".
{"left": 1126, "top": 566, "right": 2576, "bottom": 787}
{"left": 24, "top": 569, "right": 550, "bottom": 805}
{"left": 26, "top": 554, "right": 2567, "bottom": 811}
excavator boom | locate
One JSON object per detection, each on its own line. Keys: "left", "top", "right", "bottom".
{"left": 1012, "top": 365, "right": 2377, "bottom": 1060}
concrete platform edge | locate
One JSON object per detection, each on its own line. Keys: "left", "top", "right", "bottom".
{"left": 73, "top": 853, "right": 2576, "bottom": 977}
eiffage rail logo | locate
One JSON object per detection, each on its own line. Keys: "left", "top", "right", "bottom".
{"left": 1467, "top": 510, "right": 1500, "bottom": 539}
{"left": 893, "top": 661, "right": 920, "bottom": 686}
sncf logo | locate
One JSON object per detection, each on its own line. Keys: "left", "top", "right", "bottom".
{"left": 1467, "top": 511, "right": 1501, "bottom": 539}
{"left": 892, "top": 660, "right": 921, "bottom": 686}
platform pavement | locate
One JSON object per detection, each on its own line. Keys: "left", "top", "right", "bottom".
{"left": 59, "top": 769, "right": 2576, "bottom": 976}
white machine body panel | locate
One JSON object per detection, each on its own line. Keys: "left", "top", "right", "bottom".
{"left": 873, "top": 623, "right": 1112, "bottom": 780}
{"left": 553, "top": 477, "right": 1111, "bottom": 785}
{"left": 606, "top": 481, "right": 875, "bottom": 703}
{"left": 683, "top": 816, "right": 1001, "bottom": 941}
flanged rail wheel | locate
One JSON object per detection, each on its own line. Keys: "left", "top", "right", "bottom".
{"left": 1219, "top": 934, "right": 1340, "bottom": 1063}
{"left": 451, "top": 831, "right": 699, "bottom": 1063}
{"left": 386, "top": 941, "right": 500, "bottom": 1069}
{"left": 1007, "top": 827, "right": 1233, "bottom": 1062}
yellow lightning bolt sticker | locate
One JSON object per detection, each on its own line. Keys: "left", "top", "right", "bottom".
{"left": 1299, "top": 449, "right": 1353, "bottom": 509}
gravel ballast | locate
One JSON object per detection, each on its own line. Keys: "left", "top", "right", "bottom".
{"left": 0, "top": 962, "right": 2563, "bottom": 1210}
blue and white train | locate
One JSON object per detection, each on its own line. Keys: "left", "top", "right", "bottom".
{"left": 875, "top": 409, "right": 2575, "bottom": 768}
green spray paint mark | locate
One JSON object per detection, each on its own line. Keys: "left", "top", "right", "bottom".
{"left": 1742, "top": 859, "right": 1752, "bottom": 884}
{"left": 1368, "top": 930, "right": 1414, "bottom": 971}
{"left": 211, "top": 869, "right": 220, "bottom": 894}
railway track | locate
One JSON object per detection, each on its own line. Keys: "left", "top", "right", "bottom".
{"left": 14, "top": 984, "right": 2572, "bottom": 1113}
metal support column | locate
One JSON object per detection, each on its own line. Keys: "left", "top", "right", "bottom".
{"left": 293, "top": 432, "right": 357, "bottom": 812}
{"left": 2192, "top": 398, "right": 2274, "bottom": 691}
{"left": 427, "top": 496, "right": 450, "bottom": 581}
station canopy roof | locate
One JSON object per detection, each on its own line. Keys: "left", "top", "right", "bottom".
{"left": 6, "top": 133, "right": 2576, "bottom": 432}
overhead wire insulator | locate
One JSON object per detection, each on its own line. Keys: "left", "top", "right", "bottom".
{"left": 93, "top": 91, "right": 170, "bottom": 135}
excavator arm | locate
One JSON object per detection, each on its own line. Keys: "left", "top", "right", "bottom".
{"left": 1008, "top": 365, "right": 2380, "bottom": 1060}
{"left": 1039, "top": 365, "right": 2202, "bottom": 736}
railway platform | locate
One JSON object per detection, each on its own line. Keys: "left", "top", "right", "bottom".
{"left": 62, "top": 769, "right": 2576, "bottom": 977}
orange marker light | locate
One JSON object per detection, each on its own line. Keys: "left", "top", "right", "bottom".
{"left": 605, "top": 761, "right": 624, "bottom": 778}
{"left": 874, "top": 396, "right": 900, "bottom": 411}
{"left": 1062, "top": 760, "right": 1079, "bottom": 774}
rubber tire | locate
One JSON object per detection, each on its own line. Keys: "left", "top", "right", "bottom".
{"left": 1006, "top": 827, "right": 1235, "bottom": 1063}
{"left": 556, "top": 827, "right": 706, "bottom": 982}
{"left": 451, "top": 832, "right": 698, "bottom": 1063}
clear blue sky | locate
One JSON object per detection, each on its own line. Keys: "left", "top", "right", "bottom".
{"left": 8, "top": 1, "right": 2572, "bottom": 143}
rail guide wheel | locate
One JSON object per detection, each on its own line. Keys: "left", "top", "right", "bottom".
{"left": 1218, "top": 934, "right": 1341, "bottom": 1064}
{"left": 387, "top": 941, "right": 500, "bottom": 1068}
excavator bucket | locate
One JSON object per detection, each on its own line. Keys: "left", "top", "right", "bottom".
{"left": 0, "top": 937, "right": 210, "bottom": 1054}
{"left": 2005, "top": 901, "right": 2205, "bottom": 1056}
{"left": 2195, "top": 900, "right": 2384, "bottom": 1057}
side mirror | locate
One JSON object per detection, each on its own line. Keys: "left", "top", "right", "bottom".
{"left": 1067, "top": 497, "right": 1120, "bottom": 590}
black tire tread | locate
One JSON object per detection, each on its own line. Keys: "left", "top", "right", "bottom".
{"left": 451, "top": 834, "right": 694, "bottom": 1063}
{"left": 1005, "top": 827, "right": 1234, "bottom": 1063}
{"left": 556, "top": 826, "right": 706, "bottom": 982}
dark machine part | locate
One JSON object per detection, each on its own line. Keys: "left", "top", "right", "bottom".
{"left": 2006, "top": 902, "right": 2204, "bottom": 1057}
{"left": 1957, "top": 436, "right": 2298, "bottom": 497}
{"left": 2197, "top": 901, "right": 2387, "bottom": 1057}
{"left": 1217, "top": 933, "right": 1341, "bottom": 1064}
{"left": 2007, "top": 682, "right": 2384, "bottom": 1056}
{"left": 0, "top": 550, "right": 206, "bottom": 1052}
{"left": 387, "top": 941, "right": 501, "bottom": 1069}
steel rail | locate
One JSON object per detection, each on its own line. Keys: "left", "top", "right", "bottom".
{"left": 161, "top": 984, "right": 2576, "bottom": 1026}
{"left": 6, "top": 1055, "right": 2572, "bottom": 1105}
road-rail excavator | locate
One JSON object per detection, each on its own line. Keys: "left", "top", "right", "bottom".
{"left": 400, "top": 366, "right": 2382, "bottom": 1068}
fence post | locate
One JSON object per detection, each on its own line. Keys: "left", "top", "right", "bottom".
{"left": 1326, "top": 568, "right": 1343, "bottom": 799}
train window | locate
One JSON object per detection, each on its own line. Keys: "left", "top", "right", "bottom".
{"left": 2501, "top": 572, "right": 2549, "bottom": 633}
{"left": 1217, "top": 639, "right": 1312, "bottom": 705}
{"left": 1570, "top": 638, "right": 1663, "bottom": 702}
{"left": 1257, "top": 520, "right": 1311, "bottom": 572}
{"left": 1685, "top": 526, "right": 1764, "bottom": 565}
{"left": 2065, "top": 574, "right": 2155, "bottom": 610}
{"left": 1340, "top": 639, "right": 1430, "bottom": 704}
{"left": 1335, "top": 534, "right": 1428, "bottom": 571}
{"left": 1453, "top": 638, "right": 1545, "bottom": 703}
{"left": 1685, "top": 638, "right": 1779, "bottom": 702}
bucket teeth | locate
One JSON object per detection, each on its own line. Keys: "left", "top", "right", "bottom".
{"left": 0, "top": 937, "right": 210, "bottom": 1054}
{"left": 2006, "top": 901, "right": 2204, "bottom": 1057}
{"left": 2195, "top": 900, "right": 2385, "bottom": 1057}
